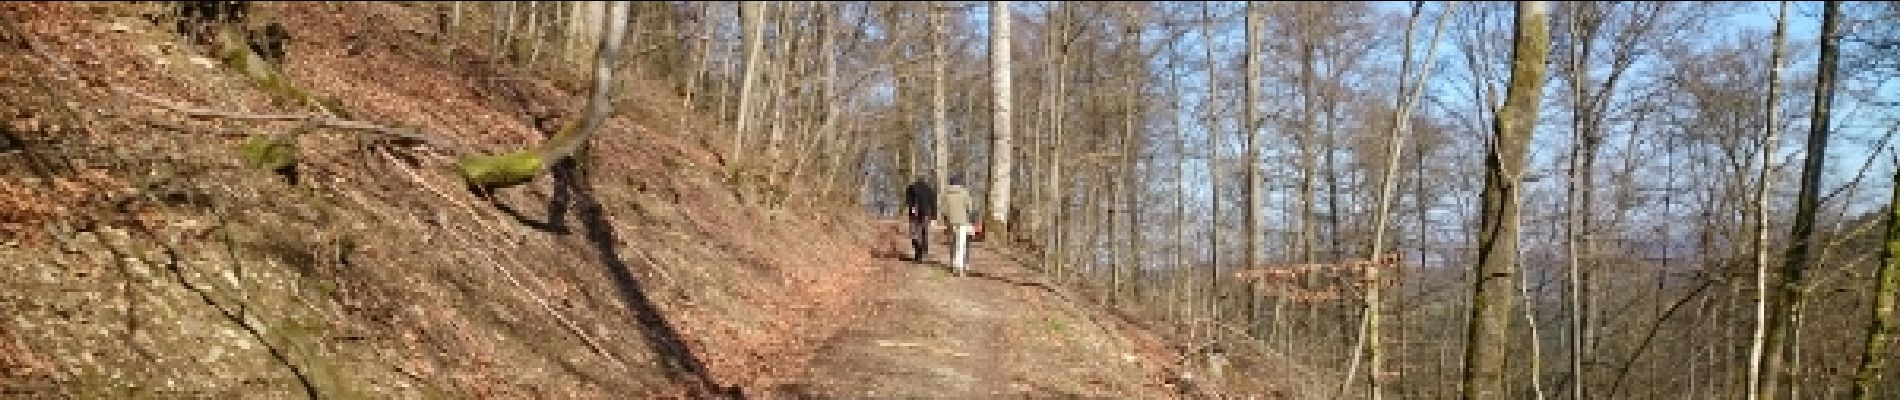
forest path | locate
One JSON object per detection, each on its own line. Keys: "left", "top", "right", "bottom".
{"left": 753, "top": 219, "right": 1198, "bottom": 399}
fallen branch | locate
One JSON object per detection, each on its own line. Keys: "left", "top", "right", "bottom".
{"left": 118, "top": 88, "right": 469, "bottom": 155}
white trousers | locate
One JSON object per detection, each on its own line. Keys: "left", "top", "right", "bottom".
{"left": 951, "top": 224, "right": 972, "bottom": 276}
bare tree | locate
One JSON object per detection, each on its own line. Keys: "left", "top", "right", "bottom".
{"left": 933, "top": 0, "right": 951, "bottom": 225}
{"left": 1747, "top": 3, "right": 1791, "bottom": 400}
{"left": 1350, "top": 2, "right": 1453, "bottom": 398}
{"left": 1558, "top": 5, "right": 1599, "bottom": 397}
{"left": 1463, "top": 2, "right": 1549, "bottom": 399}
{"left": 1243, "top": 0, "right": 1265, "bottom": 333}
{"left": 1165, "top": 22, "right": 1191, "bottom": 323}
{"left": 1761, "top": 2, "right": 1841, "bottom": 399}
{"left": 1046, "top": 2, "right": 1074, "bottom": 278}
{"left": 987, "top": 0, "right": 1014, "bottom": 239}
{"left": 1200, "top": 1, "right": 1227, "bottom": 327}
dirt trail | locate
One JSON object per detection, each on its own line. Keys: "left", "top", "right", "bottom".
{"left": 759, "top": 220, "right": 1193, "bottom": 399}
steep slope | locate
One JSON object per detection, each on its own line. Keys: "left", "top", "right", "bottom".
{"left": 0, "top": 2, "right": 1222, "bottom": 399}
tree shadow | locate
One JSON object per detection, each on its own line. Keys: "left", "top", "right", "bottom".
{"left": 482, "top": 166, "right": 573, "bottom": 235}
{"left": 551, "top": 154, "right": 744, "bottom": 398}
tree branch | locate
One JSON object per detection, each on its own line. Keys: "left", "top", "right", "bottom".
{"left": 118, "top": 88, "right": 469, "bottom": 155}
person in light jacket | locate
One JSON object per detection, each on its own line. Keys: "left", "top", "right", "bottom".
{"left": 940, "top": 175, "right": 975, "bottom": 276}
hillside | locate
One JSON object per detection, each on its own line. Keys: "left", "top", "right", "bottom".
{"left": 0, "top": 2, "right": 1235, "bottom": 398}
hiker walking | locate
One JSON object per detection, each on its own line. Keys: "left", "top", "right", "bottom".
{"left": 903, "top": 177, "right": 937, "bottom": 262}
{"left": 941, "top": 175, "right": 975, "bottom": 276}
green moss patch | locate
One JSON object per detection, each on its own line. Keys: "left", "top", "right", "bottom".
{"left": 458, "top": 151, "right": 545, "bottom": 189}
{"left": 239, "top": 135, "right": 297, "bottom": 171}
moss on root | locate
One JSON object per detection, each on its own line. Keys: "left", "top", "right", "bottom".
{"left": 457, "top": 151, "right": 545, "bottom": 189}
{"left": 459, "top": 119, "right": 583, "bottom": 189}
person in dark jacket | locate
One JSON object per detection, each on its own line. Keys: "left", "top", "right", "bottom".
{"left": 904, "top": 177, "right": 937, "bottom": 262}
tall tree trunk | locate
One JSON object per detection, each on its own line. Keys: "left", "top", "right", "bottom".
{"left": 1169, "top": 35, "right": 1189, "bottom": 316}
{"left": 1243, "top": 0, "right": 1264, "bottom": 337}
{"left": 1761, "top": 2, "right": 1839, "bottom": 398}
{"left": 1047, "top": 4, "right": 1071, "bottom": 279}
{"left": 1852, "top": 155, "right": 1900, "bottom": 400}
{"left": 1121, "top": 89, "right": 1138, "bottom": 303}
{"left": 898, "top": 6, "right": 919, "bottom": 185}
{"left": 1748, "top": 2, "right": 1790, "bottom": 400}
{"left": 1119, "top": 4, "right": 1142, "bottom": 304}
{"left": 1351, "top": 3, "right": 1452, "bottom": 398}
{"left": 1325, "top": 106, "right": 1342, "bottom": 263}
{"left": 1560, "top": 4, "right": 1607, "bottom": 397}
{"left": 1027, "top": 29, "right": 1047, "bottom": 258}
{"left": 1293, "top": 16, "right": 1321, "bottom": 349}
{"left": 1200, "top": 2, "right": 1226, "bottom": 329}
{"left": 733, "top": 1, "right": 768, "bottom": 170}
{"left": 1027, "top": 3, "right": 1053, "bottom": 265}
{"left": 1463, "top": 2, "right": 1549, "bottom": 399}
{"left": 1298, "top": 40, "right": 1319, "bottom": 269}
{"left": 1107, "top": 166, "right": 1119, "bottom": 297}
{"left": 933, "top": 0, "right": 950, "bottom": 230}
{"left": 987, "top": 0, "right": 1015, "bottom": 239}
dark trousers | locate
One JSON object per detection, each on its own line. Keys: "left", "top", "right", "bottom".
{"left": 910, "top": 218, "right": 930, "bottom": 260}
